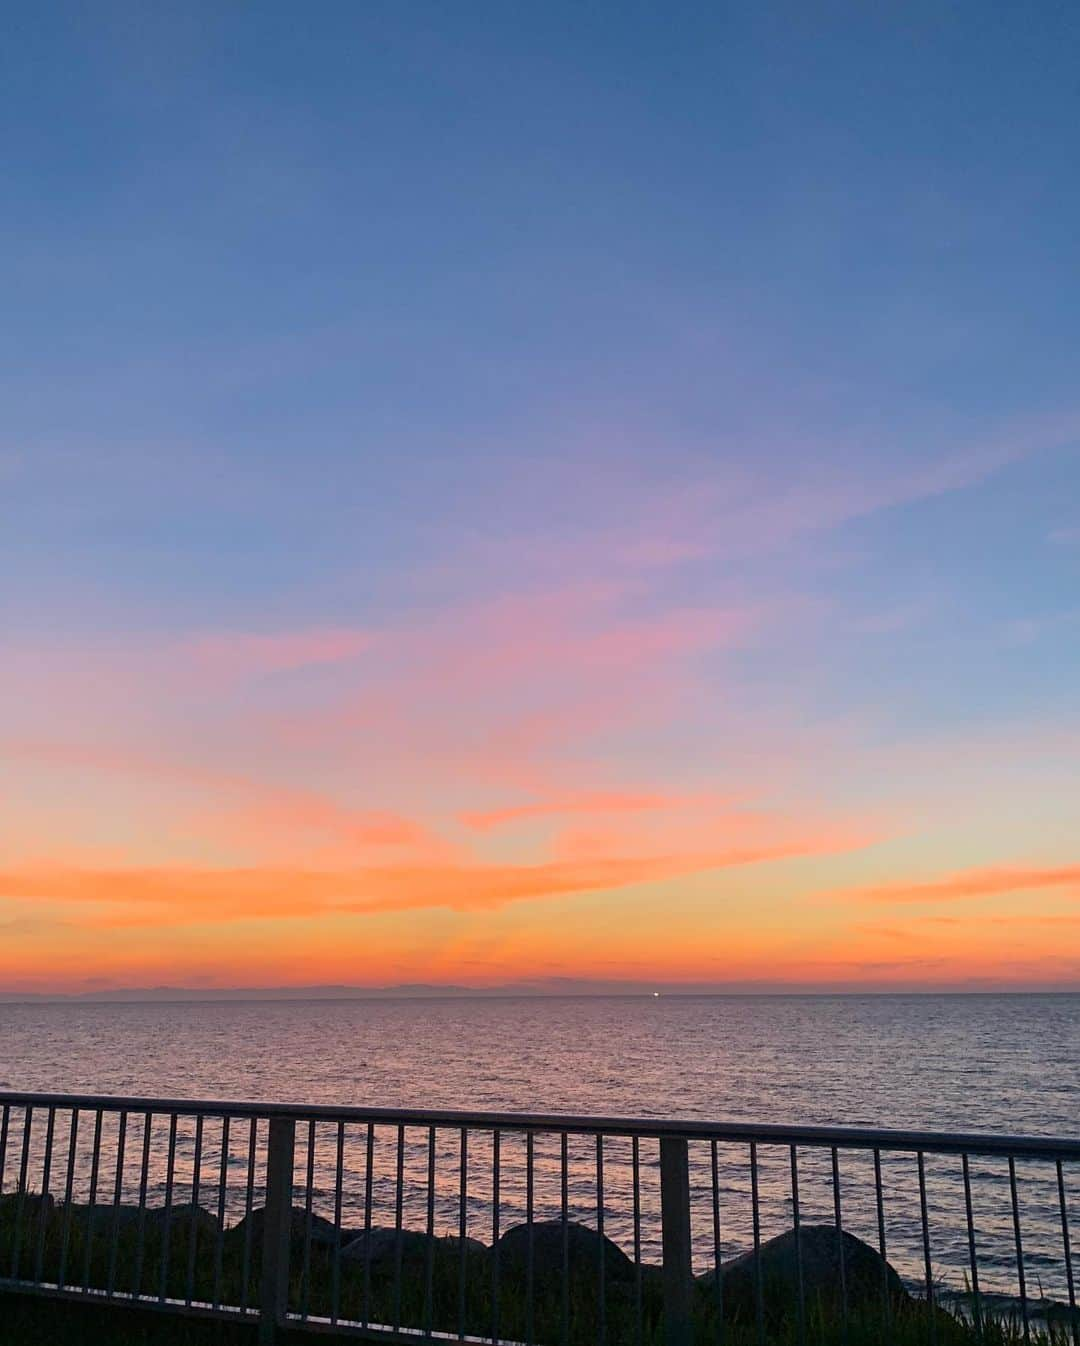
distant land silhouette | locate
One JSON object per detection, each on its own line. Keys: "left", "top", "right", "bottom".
{"left": 5, "top": 979, "right": 745, "bottom": 1003}
{"left": 2, "top": 978, "right": 1078, "bottom": 1002}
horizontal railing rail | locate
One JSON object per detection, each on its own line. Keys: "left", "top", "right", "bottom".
{"left": 1, "top": 1089, "right": 1077, "bottom": 1346}
{"left": 6, "top": 1091, "right": 1080, "bottom": 1159}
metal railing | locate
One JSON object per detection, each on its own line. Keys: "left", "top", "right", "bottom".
{"left": 0, "top": 1089, "right": 1078, "bottom": 1344}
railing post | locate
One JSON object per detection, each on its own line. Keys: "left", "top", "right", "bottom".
{"left": 259, "top": 1117, "right": 295, "bottom": 1346}
{"left": 660, "top": 1135, "right": 694, "bottom": 1346}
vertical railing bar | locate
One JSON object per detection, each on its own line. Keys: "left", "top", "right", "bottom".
{"left": 0, "top": 1104, "right": 9, "bottom": 1197}
{"left": 302, "top": 1117, "right": 316, "bottom": 1320}
{"left": 831, "top": 1145, "right": 847, "bottom": 1342}
{"left": 632, "top": 1135, "right": 642, "bottom": 1346}
{"left": 790, "top": 1143, "right": 806, "bottom": 1346}
{"left": 750, "top": 1141, "right": 765, "bottom": 1346}
{"left": 0, "top": 1106, "right": 7, "bottom": 1279}
{"left": 33, "top": 1106, "right": 56, "bottom": 1284}
{"left": 874, "top": 1147, "right": 891, "bottom": 1333}
{"left": 81, "top": 1109, "right": 103, "bottom": 1293}
{"left": 1057, "top": 1159, "right": 1078, "bottom": 1346}
{"left": 134, "top": 1111, "right": 153, "bottom": 1300}
{"left": 458, "top": 1126, "right": 468, "bottom": 1342}
{"left": 597, "top": 1132, "right": 606, "bottom": 1346}
{"left": 1009, "top": 1155, "right": 1030, "bottom": 1343}
{"left": 393, "top": 1122, "right": 405, "bottom": 1331}
{"left": 492, "top": 1128, "right": 502, "bottom": 1346}
{"left": 424, "top": 1124, "right": 436, "bottom": 1337}
{"left": 331, "top": 1119, "right": 344, "bottom": 1325}
{"left": 186, "top": 1113, "right": 204, "bottom": 1307}
{"left": 526, "top": 1130, "right": 535, "bottom": 1346}
{"left": 58, "top": 1108, "right": 79, "bottom": 1290}
{"left": 240, "top": 1117, "right": 257, "bottom": 1314}
{"left": 107, "top": 1108, "right": 128, "bottom": 1296}
{"left": 261, "top": 1115, "right": 295, "bottom": 1342}
{"left": 917, "top": 1150, "right": 936, "bottom": 1346}
{"left": 659, "top": 1135, "right": 693, "bottom": 1346}
{"left": 362, "top": 1122, "right": 375, "bottom": 1329}
{"left": 962, "top": 1153, "right": 983, "bottom": 1341}
{"left": 158, "top": 1112, "right": 177, "bottom": 1302}
{"left": 213, "top": 1115, "right": 230, "bottom": 1311}
{"left": 10, "top": 1104, "right": 34, "bottom": 1280}
{"left": 561, "top": 1132, "right": 569, "bottom": 1346}
{"left": 712, "top": 1138, "right": 724, "bottom": 1344}
{"left": 0, "top": 1106, "right": 7, "bottom": 1284}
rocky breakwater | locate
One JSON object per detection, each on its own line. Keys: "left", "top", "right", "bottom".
{"left": 6, "top": 1192, "right": 1014, "bottom": 1342}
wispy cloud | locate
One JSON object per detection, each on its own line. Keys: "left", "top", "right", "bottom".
{"left": 824, "top": 863, "right": 1080, "bottom": 905}
{"left": 461, "top": 790, "right": 734, "bottom": 831}
{"left": 0, "top": 833, "right": 858, "bottom": 925}
{"left": 501, "top": 410, "right": 1080, "bottom": 583}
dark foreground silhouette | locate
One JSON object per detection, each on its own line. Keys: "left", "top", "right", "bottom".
{"left": 1, "top": 1193, "right": 1075, "bottom": 1344}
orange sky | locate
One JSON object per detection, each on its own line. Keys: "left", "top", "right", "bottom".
{"left": 3, "top": 587, "right": 1078, "bottom": 993}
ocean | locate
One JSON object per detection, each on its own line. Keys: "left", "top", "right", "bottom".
{"left": 3, "top": 993, "right": 1079, "bottom": 1299}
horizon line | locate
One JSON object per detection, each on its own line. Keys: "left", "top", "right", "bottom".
{"left": 3, "top": 981, "right": 1080, "bottom": 1004}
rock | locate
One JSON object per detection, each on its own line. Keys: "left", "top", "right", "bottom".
{"left": 340, "top": 1227, "right": 490, "bottom": 1299}
{"left": 340, "top": 1225, "right": 466, "bottom": 1269}
{"left": 21, "top": 1200, "right": 218, "bottom": 1237}
{"left": 148, "top": 1203, "right": 221, "bottom": 1237}
{"left": 341, "top": 1225, "right": 428, "bottom": 1266}
{"left": 63, "top": 1202, "right": 142, "bottom": 1231}
{"left": 498, "top": 1221, "right": 635, "bottom": 1286}
{"left": 436, "top": 1234, "right": 490, "bottom": 1265}
{"left": 941, "top": 1288, "right": 1080, "bottom": 1331}
{"left": 709, "top": 1225, "right": 908, "bottom": 1323}
{"left": 227, "top": 1205, "right": 338, "bottom": 1249}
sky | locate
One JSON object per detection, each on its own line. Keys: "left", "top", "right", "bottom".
{"left": 2, "top": 2, "right": 1079, "bottom": 995}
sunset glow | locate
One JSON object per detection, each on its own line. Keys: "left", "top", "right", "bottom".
{"left": 3, "top": 4, "right": 1078, "bottom": 996}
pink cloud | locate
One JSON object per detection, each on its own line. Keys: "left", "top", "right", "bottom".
{"left": 236, "top": 586, "right": 766, "bottom": 801}
{"left": 461, "top": 790, "right": 734, "bottom": 830}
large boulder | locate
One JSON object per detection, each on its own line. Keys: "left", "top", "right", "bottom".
{"left": 47, "top": 1201, "right": 218, "bottom": 1238}
{"left": 341, "top": 1226, "right": 487, "bottom": 1267}
{"left": 226, "top": 1205, "right": 337, "bottom": 1251}
{"left": 498, "top": 1220, "right": 635, "bottom": 1287}
{"left": 340, "top": 1226, "right": 489, "bottom": 1303}
{"left": 710, "top": 1225, "right": 908, "bottom": 1324}
{"left": 149, "top": 1203, "right": 221, "bottom": 1236}
{"left": 341, "top": 1225, "right": 439, "bottom": 1269}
